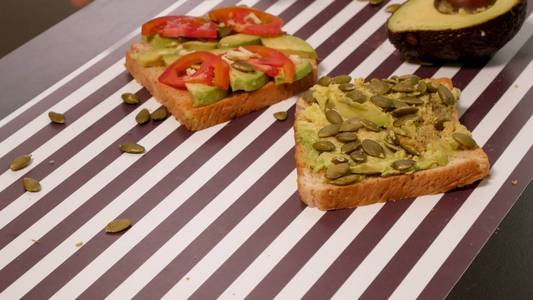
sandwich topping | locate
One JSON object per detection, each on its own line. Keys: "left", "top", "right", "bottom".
{"left": 295, "top": 75, "right": 481, "bottom": 186}
{"left": 133, "top": 6, "right": 317, "bottom": 107}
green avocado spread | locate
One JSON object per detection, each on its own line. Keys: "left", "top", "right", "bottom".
{"left": 295, "top": 75, "right": 479, "bottom": 185}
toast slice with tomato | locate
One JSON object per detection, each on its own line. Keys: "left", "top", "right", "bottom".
{"left": 125, "top": 6, "right": 318, "bottom": 131}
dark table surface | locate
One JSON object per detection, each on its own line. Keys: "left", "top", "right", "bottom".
{"left": 0, "top": 1, "right": 532, "bottom": 299}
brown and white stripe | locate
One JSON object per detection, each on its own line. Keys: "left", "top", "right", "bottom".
{"left": 1, "top": 0, "right": 532, "bottom": 299}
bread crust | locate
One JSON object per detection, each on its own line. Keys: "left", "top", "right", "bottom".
{"left": 294, "top": 97, "right": 490, "bottom": 210}
{"left": 125, "top": 44, "right": 318, "bottom": 131}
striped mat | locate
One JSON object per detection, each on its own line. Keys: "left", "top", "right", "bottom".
{"left": 1, "top": 0, "right": 532, "bottom": 298}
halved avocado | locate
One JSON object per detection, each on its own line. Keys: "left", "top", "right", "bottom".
{"left": 387, "top": 0, "right": 527, "bottom": 62}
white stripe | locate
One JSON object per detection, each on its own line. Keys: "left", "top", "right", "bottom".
{"left": 162, "top": 171, "right": 297, "bottom": 299}
{"left": 107, "top": 129, "right": 295, "bottom": 300}
{"left": 267, "top": 0, "right": 296, "bottom": 16}
{"left": 350, "top": 40, "right": 396, "bottom": 79}
{"left": 274, "top": 204, "right": 384, "bottom": 299}
{"left": 391, "top": 61, "right": 419, "bottom": 77}
{"left": 391, "top": 116, "right": 533, "bottom": 299}
{"left": 282, "top": 1, "right": 331, "bottom": 33}
{"left": 0, "top": 0, "right": 191, "bottom": 129}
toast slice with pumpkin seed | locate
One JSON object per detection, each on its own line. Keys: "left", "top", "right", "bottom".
{"left": 294, "top": 75, "right": 489, "bottom": 210}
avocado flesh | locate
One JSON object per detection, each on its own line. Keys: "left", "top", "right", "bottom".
{"left": 230, "top": 69, "right": 269, "bottom": 92}
{"left": 185, "top": 83, "right": 228, "bottom": 107}
{"left": 274, "top": 59, "right": 313, "bottom": 84}
{"left": 182, "top": 41, "right": 218, "bottom": 50}
{"left": 261, "top": 35, "right": 318, "bottom": 59}
{"left": 388, "top": 0, "right": 527, "bottom": 62}
{"left": 217, "top": 34, "right": 261, "bottom": 48}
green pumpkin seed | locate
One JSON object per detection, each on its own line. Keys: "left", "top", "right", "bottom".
{"left": 331, "top": 156, "right": 349, "bottom": 164}
{"left": 121, "top": 93, "right": 140, "bottom": 105}
{"left": 434, "top": 117, "right": 449, "bottom": 131}
{"left": 136, "top": 109, "right": 151, "bottom": 125}
{"left": 392, "top": 79, "right": 417, "bottom": 92}
{"left": 338, "top": 83, "right": 356, "bottom": 92}
{"left": 339, "top": 119, "right": 362, "bottom": 132}
{"left": 120, "top": 143, "right": 145, "bottom": 154}
{"left": 329, "top": 174, "right": 364, "bottom": 186}
{"left": 318, "top": 124, "right": 340, "bottom": 138}
{"left": 345, "top": 90, "right": 367, "bottom": 103}
{"left": 105, "top": 218, "right": 132, "bottom": 233}
{"left": 317, "top": 76, "right": 332, "bottom": 86}
{"left": 391, "top": 106, "right": 419, "bottom": 117}
{"left": 393, "top": 114, "right": 419, "bottom": 127}
{"left": 333, "top": 75, "right": 352, "bottom": 84}
{"left": 23, "top": 177, "right": 41, "bottom": 192}
{"left": 232, "top": 61, "right": 255, "bottom": 73}
{"left": 336, "top": 132, "right": 359, "bottom": 143}
{"left": 416, "top": 81, "right": 427, "bottom": 94}
{"left": 273, "top": 111, "right": 288, "bottom": 121}
{"left": 326, "top": 163, "right": 350, "bottom": 180}
{"left": 437, "top": 84, "right": 455, "bottom": 105}
{"left": 151, "top": 106, "right": 168, "bottom": 121}
{"left": 9, "top": 154, "right": 32, "bottom": 171}
{"left": 350, "top": 149, "right": 368, "bottom": 163}
{"left": 368, "top": 79, "right": 391, "bottom": 95}
{"left": 386, "top": 3, "right": 401, "bottom": 13}
{"left": 362, "top": 139, "right": 385, "bottom": 158}
{"left": 325, "top": 98, "right": 336, "bottom": 109}
{"left": 391, "top": 159, "right": 416, "bottom": 172}
{"left": 386, "top": 130, "right": 399, "bottom": 145}
{"left": 302, "top": 90, "right": 316, "bottom": 103}
{"left": 384, "top": 141, "right": 402, "bottom": 152}
{"left": 399, "top": 141, "right": 420, "bottom": 156}
{"left": 452, "top": 132, "right": 478, "bottom": 149}
{"left": 398, "top": 74, "right": 421, "bottom": 82}
{"left": 392, "top": 100, "right": 409, "bottom": 109}
{"left": 427, "top": 81, "right": 439, "bottom": 92}
{"left": 361, "top": 119, "right": 381, "bottom": 132}
{"left": 313, "top": 141, "right": 335, "bottom": 152}
{"left": 397, "top": 96, "right": 424, "bottom": 105}
{"left": 48, "top": 111, "right": 65, "bottom": 124}
{"left": 325, "top": 109, "right": 343, "bottom": 124}
{"left": 370, "top": 95, "right": 394, "bottom": 110}
{"left": 369, "top": 0, "right": 384, "bottom": 5}
{"left": 342, "top": 140, "right": 362, "bottom": 154}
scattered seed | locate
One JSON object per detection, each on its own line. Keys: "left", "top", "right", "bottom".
{"left": 368, "top": 79, "right": 391, "bottom": 95}
{"left": 339, "top": 83, "right": 356, "bottom": 92}
{"left": 362, "top": 139, "right": 385, "bottom": 158}
{"left": 329, "top": 174, "right": 364, "bottom": 186}
{"left": 345, "top": 90, "right": 367, "bottom": 103}
{"left": 452, "top": 132, "right": 478, "bottom": 149}
{"left": 312, "top": 141, "right": 335, "bottom": 152}
{"left": 333, "top": 75, "right": 352, "bottom": 84}
{"left": 136, "top": 109, "right": 151, "bottom": 125}
{"left": 416, "top": 81, "right": 428, "bottom": 94}
{"left": 350, "top": 149, "right": 368, "bottom": 163}
{"left": 437, "top": 84, "right": 455, "bottom": 105}
{"left": 369, "top": 0, "right": 384, "bottom": 5}
{"left": 23, "top": 177, "right": 41, "bottom": 192}
{"left": 120, "top": 143, "right": 145, "bottom": 154}
{"left": 336, "top": 132, "right": 359, "bottom": 143}
{"left": 105, "top": 218, "right": 132, "bottom": 233}
{"left": 361, "top": 119, "right": 381, "bottom": 132}
{"left": 399, "top": 141, "right": 420, "bottom": 156}
{"left": 391, "top": 106, "right": 419, "bottom": 117}
{"left": 392, "top": 159, "right": 416, "bottom": 172}
{"left": 370, "top": 95, "right": 394, "bottom": 110}
{"left": 326, "top": 163, "right": 350, "bottom": 179}
{"left": 48, "top": 111, "right": 65, "bottom": 124}
{"left": 386, "top": 3, "right": 401, "bottom": 13}
{"left": 325, "top": 109, "right": 343, "bottom": 124}
{"left": 9, "top": 154, "right": 32, "bottom": 171}
{"left": 331, "top": 156, "right": 349, "bottom": 164}
{"left": 302, "top": 90, "right": 316, "bottom": 103}
{"left": 397, "top": 96, "right": 424, "bottom": 105}
{"left": 317, "top": 76, "right": 332, "bottom": 86}
{"left": 392, "top": 100, "right": 409, "bottom": 109}
{"left": 342, "top": 140, "right": 362, "bottom": 154}
{"left": 339, "top": 119, "right": 362, "bottom": 132}
{"left": 75, "top": 241, "right": 84, "bottom": 248}
{"left": 151, "top": 106, "right": 169, "bottom": 121}
{"left": 392, "top": 79, "right": 417, "bottom": 92}
{"left": 121, "top": 93, "right": 140, "bottom": 104}
{"left": 273, "top": 111, "right": 288, "bottom": 121}
{"left": 318, "top": 124, "right": 340, "bottom": 138}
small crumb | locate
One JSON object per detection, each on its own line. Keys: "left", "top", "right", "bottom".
{"left": 31, "top": 239, "right": 40, "bottom": 244}
{"left": 49, "top": 160, "right": 55, "bottom": 164}
{"left": 480, "top": 30, "right": 486, "bottom": 37}
{"left": 514, "top": 84, "right": 519, "bottom": 88}
{"left": 75, "top": 241, "right": 84, "bottom": 247}
{"left": 185, "top": 277, "right": 190, "bottom": 281}
{"left": 511, "top": 180, "right": 518, "bottom": 185}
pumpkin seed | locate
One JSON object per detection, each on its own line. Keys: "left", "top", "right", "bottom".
{"left": 120, "top": 143, "right": 145, "bottom": 154}
{"left": 350, "top": 149, "right": 367, "bottom": 163}
{"left": 416, "top": 81, "right": 427, "bottom": 94}
{"left": 22, "top": 177, "right": 41, "bottom": 192}
{"left": 331, "top": 156, "right": 349, "bottom": 164}
{"left": 391, "top": 106, "right": 419, "bottom": 117}
{"left": 437, "top": 84, "right": 455, "bottom": 105}
{"left": 452, "top": 132, "right": 478, "bottom": 149}
{"left": 313, "top": 141, "right": 335, "bottom": 152}
{"left": 48, "top": 111, "right": 65, "bottom": 124}
{"left": 342, "top": 140, "right": 362, "bottom": 154}
{"left": 339, "top": 119, "right": 362, "bottom": 132}
{"left": 392, "top": 79, "right": 417, "bottom": 92}
{"left": 399, "top": 141, "right": 420, "bottom": 156}
{"left": 369, "top": 0, "right": 384, "bottom": 5}
{"left": 273, "top": 111, "right": 288, "bottom": 121}
{"left": 386, "top": 3, "right": 401, "bottom": 13}
{"left": 336, "top": 132, "right": 359, "bottom": 143}
{"left": 384, "top": 141, "right": 402, "bottom": 152}
{"left": 9, "top": 154, "right": 32, "bottom": 171}
{"left": 345, "top": 90, "right": 368, "bottom": 103}
{"left": 368, "top": 79, "right": 391, "bottom": 95}
{"left": 326, "top": 163, "right": 350, "bottom": 180}
{"left": 325, "top": 98, "right": 336, "bottom": 109}
{"left": 362, "top": 139, "right": 385, "bottom": 158}
{"left": 333, "top": 75, "right": 352, "bottom": 84}
{"left": 151, "top": 106, "right": 168, "bottom": 121}
{"left": 135, "top": 109, "right": 151, "bottom": 125}
{"left": 392, "top": 100, "right": 409, "bottom": 108}
{"left": 317, "top": 76, "right": 332, "bottom": 86}
{"left": 329, "top": 174, "right": 364, "bottom": 186}
{"left": 339, "top": 83, "right": 356, "bottom": 92}
{"left": 397, "top": 96, "right": 424, "bottom": 105}
{"left": 105, "top": 218, "right": 132, "bottom": 233}
{"left": 121, "top": 93, "right": 140, "bottom": 104}
{"left": 370, "top": 95, "right": 394, "bottom": 110}
{"left": 426, "top": 81, "right": 439, "bottom": 92}
{"left": 386, "top": 130, "right": 399, "bottom": 145}
{"left": 318, "top": 124, "right": 340, "bottom": 138}
{"left": 392, "top": 159, "right": 416, "bottom": 172}
{"left": 325, "top": 109, "right": 343, "bottom": 124}
{"left": 232, "top": 60, "right": 255, "bottom": 73}
{"left": 398, "top": 74, "right": 421, "bottom": 82}
{"left": 434, "top": 117, "right": 449, "bottom": 131}
{"left": 393, "top": 114, "right": 418, "bottom": 127}
{"left": 392, "top": 127, "right": 409, "bottom": 136}
{"left": 361, "top": 119, "right": 381, "bottom": 132}
{"left": 302, "top": 90, "right": 316, "bottom": 103}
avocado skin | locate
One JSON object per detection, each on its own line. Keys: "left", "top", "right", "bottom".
{"left": 387, "top": 0, "right": 526, "bottom": 62}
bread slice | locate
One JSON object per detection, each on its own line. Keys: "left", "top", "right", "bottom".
{"left": 294, "top": 87, "right": 489, "bottom": 211}
{"left": 125, "top": 43, "right": 318, "bottom": 131}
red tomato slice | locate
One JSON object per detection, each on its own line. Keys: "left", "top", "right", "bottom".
{"left": 142, "top": 16, "right": 217, "bottom": 39}
{"left": 244, "top": 45, "right": 295, "bottom": 82}
{"left": 208, "top": 7, "right": 283, "bottom": 37}
{"left": 158, "top": 51, "right": 230, "bottom": 90}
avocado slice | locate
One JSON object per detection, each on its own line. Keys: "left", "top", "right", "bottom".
{"left": 218, "top": 34, "right": 261, "bottom": 49}
{"left": 230, "top": 68, "right": 269, "bottom": 92}
{"left": 136, "top": 48, "right": 179, "bottom": 67}
{"left": 147, "top": 34, "right": 182, "bottom": 49}
{"left": 185, "top": 83, "right": 228, "bottom": 107}
{"left": 261, "top": 35, "right": 318, "bottom": 59}
{"left": 182, "top": 41, "right": 218, "bottom": 51}
{"left": 274, "top": 59, "right": 313, "bottom": 84}
{"left": 387, "top": 0, "right": 526, "bottom": 62}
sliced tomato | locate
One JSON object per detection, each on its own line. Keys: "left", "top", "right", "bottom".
{"left": 142, "top": 16, "right": 217, "bottom": 39}
{"left": 158, "top": 51, "right": 229, "bottom": 90}
{"left": 244, "top": 45, "right": 295, "bottom": 82}
{"left": 208, "top": 7, "right": 283, "bottom": 37}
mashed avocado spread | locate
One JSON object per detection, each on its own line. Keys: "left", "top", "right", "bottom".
{"left": 295, "top": 75, "right": 479, "bottom": 185}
